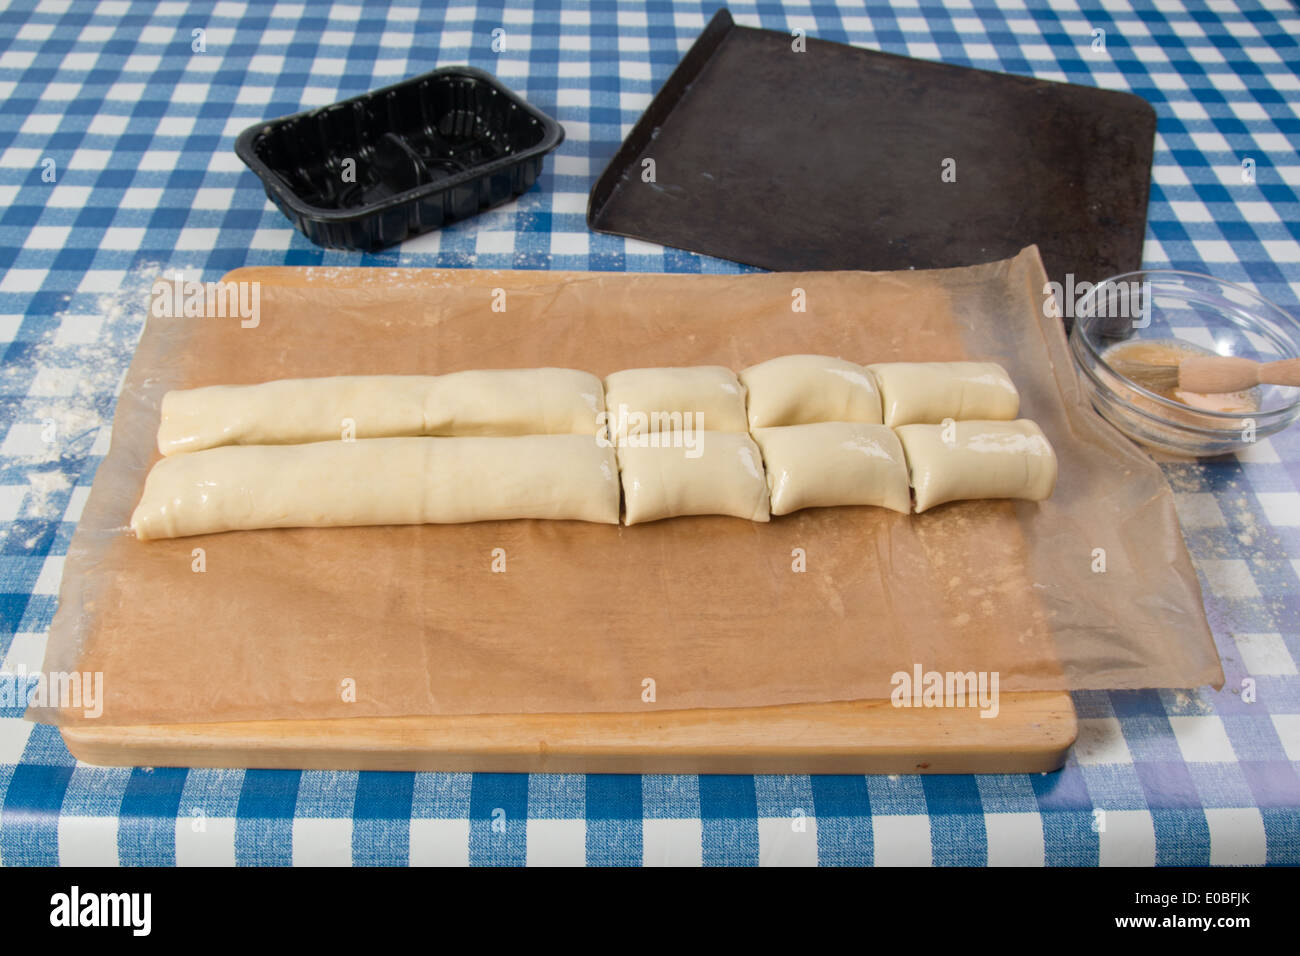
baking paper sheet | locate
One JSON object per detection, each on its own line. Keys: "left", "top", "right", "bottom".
{"left": 34, "top": 247, "right": 1224, "bottom": 726}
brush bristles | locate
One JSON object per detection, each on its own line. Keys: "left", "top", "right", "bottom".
{"left": 1109, "top": 359, "right": 1181, "bottom": 391}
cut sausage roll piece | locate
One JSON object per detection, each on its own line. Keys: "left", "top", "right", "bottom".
{"left": 752, "top": 423, "right": 911, "bottom": 515}
{"left": 131, "top": 434, "right": 620, "bottom": 539}
{"left": 156, "top": 368, "right": 605, "bottom": 456}
{"left": 739, "top": 354, "right": 883, "bottom": 429}
{"left": 894, "top": 419, "right": 1058, "bottom": 514}
{"left": 616, "top": 432, "right": 770, "bottom": 525}
{"left": 602, "top": 366, "right": 748, "bottom": 438}
{"left": 867, "top": 361, "right": 1019, "bottom": 427}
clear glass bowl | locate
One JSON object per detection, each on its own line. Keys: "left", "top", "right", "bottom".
{"left": 1068, "top": 270, "right": 1300, "bottom": 457}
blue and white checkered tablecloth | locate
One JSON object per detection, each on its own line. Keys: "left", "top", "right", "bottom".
{"left": 1, "top": 0, "right": 1298, "bottom": 866}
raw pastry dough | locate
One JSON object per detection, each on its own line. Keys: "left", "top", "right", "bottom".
{"left": 753, "top": 423, "right": 910, "bottom": 515}
{"left": 616, "top": 432, "right": 770, "bottom": 525}
{"left": 131, "top": 434, "right": 620, "bottom": 539}
{"left": 740, "top": 354, "right": 883, "bottom": 428}
{"left": 157, "top": 376, "right": 432, "bottom": 455}
{"left": 868, "top": 362, "right": 1019, "bottom": 427}
{"left": 602, "top": 366, "right": 748, "bottom": 436}
{"left": 156, "top": 368, "right": 604, "bottom": 455}
{"left": 425, "top": 368, "right": 603, "bottom": 437}
{"left": 894, "top": 419, "right": 1058, "bottom": 513}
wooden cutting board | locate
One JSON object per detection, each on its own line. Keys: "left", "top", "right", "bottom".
{"left": 62, "top": 692, "right": 1075, "bottom": 774}
{"left": 54, "top": 264, "right": 1079, "bottom": 774}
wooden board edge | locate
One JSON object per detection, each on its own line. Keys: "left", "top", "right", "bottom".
{"left": 60, "top": 692, "right": 1077, "bottom": 775}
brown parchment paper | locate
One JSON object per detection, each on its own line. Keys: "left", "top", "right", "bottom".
{"left": 35, "top": 246, "right": 1223, "bottom": 726}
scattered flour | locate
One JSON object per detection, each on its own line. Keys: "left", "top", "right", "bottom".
{"left": 7, "top": 261, "right": 162, "bottom": 519}
{"left": 22, "top": 470, "right": 70, "bottom": 519}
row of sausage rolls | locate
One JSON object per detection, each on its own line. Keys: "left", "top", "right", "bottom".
{"left": 131, "top": 359, "right": 1056, "bottom": 539}
{"left": 607, "top": 357, "right": 1056, "bottom": 523}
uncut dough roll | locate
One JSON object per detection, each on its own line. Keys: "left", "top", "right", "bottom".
{"left": 156, "top": 368, "right": 605, "bottom": 455}
{"left": 740, "top": 354, "right": 883, "bottom": 428}
{"left": 616, "top": 431, "right": 770, "bottom": 525}
{"left": 894, "top": 419, "right": 1058, "bottom": 514}
{"left": 867, "top": 361, "right": 1019, "bottom": 427}
{"left": 131, "top": 434, "right": 620, "bottom": 539}
{"left": 753, "top": 423, "right": 910, "bottom": 515}
{"left": 425, "top": 368, "right": 604, "bottom": 437}
{"left": 158, "top": 376, "right": 432, "bottom": 455}
{"left": 602, "top": 366, "right": 748, "bottom": 436}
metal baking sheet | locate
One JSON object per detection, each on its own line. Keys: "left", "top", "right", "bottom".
{"left": 588, "top": 8, "right": 1156, "bottom": 306}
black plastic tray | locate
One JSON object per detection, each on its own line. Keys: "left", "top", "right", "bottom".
{"left": 588, "top": 9, "right": 1155, "bottom": 309}
{"left": 236, "top": 66, "right": 564, "bottom": 251}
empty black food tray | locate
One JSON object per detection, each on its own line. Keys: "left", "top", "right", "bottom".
{"left": 236, "top": 66, "right": 564, "bottom": 251}
{"left": 588, "top": 9, "right": 1156, "bottom": 309}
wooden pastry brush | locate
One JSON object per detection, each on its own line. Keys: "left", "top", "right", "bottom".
{"left": 1110, "top": 355, "right": 1300, "bottom": 394}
